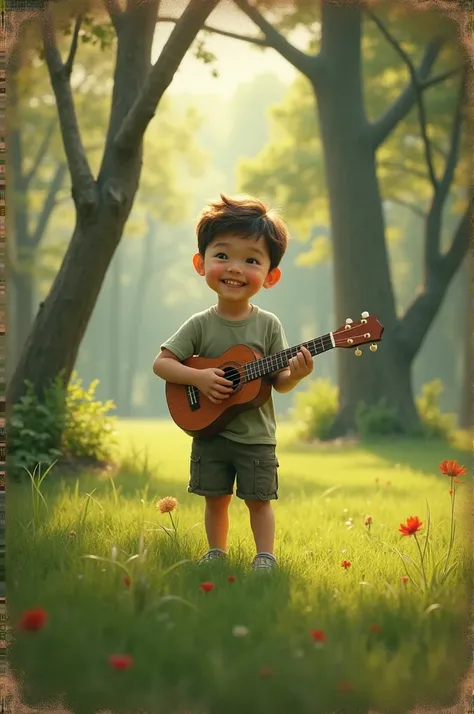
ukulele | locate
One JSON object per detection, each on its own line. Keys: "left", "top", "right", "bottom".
{"left": 166, "top": 312, "right": 384, "bottom": 438}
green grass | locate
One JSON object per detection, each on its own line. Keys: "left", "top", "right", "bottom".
{"left": 8, "top": 420, "right": 472, "bottom": 714}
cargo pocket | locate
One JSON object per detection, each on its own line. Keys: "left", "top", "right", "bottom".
{"left": 254, "top": 458, "right": 279, "bottom": 500}
{"left": 188, "top": 454, "right": 201, "bottom": 492}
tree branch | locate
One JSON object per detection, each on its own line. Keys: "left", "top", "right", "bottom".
{"left": 440, "top": 202, "right": 471, "bottom": 279}
{"left": 156, "top": 15, "right": 269, "bottom": 47}
{"left": 25, "top": 117, "right": 57, "bottom": 187}
{"left": 64, "top": 14, "right": 82, "bottom": 77}
{"left": 437, "top": 71, "right": 467, "bottom": 203}
{"left": 368, "top": 10, "right": 438, "bottom": 188}
{"left": 104, "top": 0, "right": 123, "bottom": 31}
{"left": 40, "top": 7, "right": 97, "bottom": 213}
{"left": 114, "top": 0, "right": 220, "bottom": 154}
{"left": 233, "top": 0, "right": 319, "bottom": 78}
{"left": 371, "top": 38, "right": 442, "bottom": 150}
{"left": 399, "top": 202, "right": 471, "bottom": 360}
{"left": 424, "top": 73, "right": 466, "bottom": 265}
{"left": 421, "top": 65, "right": 466, "bottom": 90}
{"left": 31, "top": 163, "right": 68, "bottom": 248}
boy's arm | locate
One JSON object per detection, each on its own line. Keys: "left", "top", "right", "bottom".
{"left": 153, "top": 349, "right": 202, "bottom": 387}
{"left": 273, "top": 345, "right": 313, "bottom": 393}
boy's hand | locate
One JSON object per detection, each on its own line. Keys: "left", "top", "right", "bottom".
{"left": 194, "top": 368, "right": 234, "bottom": 404}
{"left": 288, "top": 345, "right": 313, "bottom": 381}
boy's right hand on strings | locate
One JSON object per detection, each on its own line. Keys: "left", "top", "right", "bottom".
{"left": 194, "top": 368, "right": 234, "bottom": 404}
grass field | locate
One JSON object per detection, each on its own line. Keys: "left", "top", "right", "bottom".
{"left": 8, "top": 419, "right": 472, "bottom": 714}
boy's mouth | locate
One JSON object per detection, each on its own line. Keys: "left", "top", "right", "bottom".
{"left": 221, "top": 279, "right": 246, "bottom": 288}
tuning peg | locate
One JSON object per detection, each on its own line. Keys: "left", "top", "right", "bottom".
{"left": 355, "top": 348, "right": 362, "bottom": 357}
{"left": 370, "top": 344, "right": 378, "bottom": 352}
{"left": 361, "top": 311, "right": 369, "bottom": 318}
{"left": 345, "top": 318, "right": 353, "bottom": 330}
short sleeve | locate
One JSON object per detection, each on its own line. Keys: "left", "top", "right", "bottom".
{"left": 160, "top": 316, "right": 201, "bottom": 361}
{"left": 267, "top": 315, "right": 289, "bottom": 356}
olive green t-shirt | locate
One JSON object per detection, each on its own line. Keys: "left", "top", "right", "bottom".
{"left": 161, "top": 304, "right": 289, "bottom": 445}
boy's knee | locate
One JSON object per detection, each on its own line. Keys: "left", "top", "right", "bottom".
{"left": 245, "top": 499, "right": 271, "bottom": 512}
{"left": 205, "top": 494, "right": 232, "bottom": 510}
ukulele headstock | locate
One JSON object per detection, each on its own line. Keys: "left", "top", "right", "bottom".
{"left": 333, "top": 312, "right": 384, "bottom": 356}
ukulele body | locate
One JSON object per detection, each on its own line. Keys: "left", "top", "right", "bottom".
{"left": 165, "top": 344, "right": 272, "bottom": 438}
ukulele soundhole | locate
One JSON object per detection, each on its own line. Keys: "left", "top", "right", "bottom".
{"left": 221, "top": 362, "right": 243, "bottom": 393}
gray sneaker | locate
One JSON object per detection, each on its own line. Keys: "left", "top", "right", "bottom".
{"left": 251, "top": 552, "right": 277, "bottom": 571}
{"left": 199, "top": 548, "right": 228, "bottom": 564}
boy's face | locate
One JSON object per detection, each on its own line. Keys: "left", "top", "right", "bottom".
{"left": 193, "top": 233, "right": 281, "bottom": 303}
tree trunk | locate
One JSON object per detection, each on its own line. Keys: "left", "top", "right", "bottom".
{"left": 314, "top": 3, "right": 420, "bottom": 436}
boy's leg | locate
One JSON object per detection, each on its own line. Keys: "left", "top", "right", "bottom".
{"left": 188, "top": 436, "right": 236, "bottom": 561}
{"left": 232, "top": 442, "right": 279, "bottom": 569}
{"left": 245, "top": 499, "right": 275, "bottom": 555}
{"left": 204, "top": 494, "right": 233, "bottom": 551}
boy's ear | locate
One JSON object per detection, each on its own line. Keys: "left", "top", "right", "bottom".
{"left": 263, "top": 267, "right": 281, "bottom": 289}
{"left": 193, "top": 252, "right": 205, "bottom": 276}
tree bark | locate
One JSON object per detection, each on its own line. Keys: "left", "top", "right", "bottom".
{"left": 312, "top": 3, "right": 421, "bottom": 436}
{"left": 8, "top": 0, "right": 220, "bottom": 409}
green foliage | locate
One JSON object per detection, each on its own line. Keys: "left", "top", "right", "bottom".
{"left": 416, "top": 379, "right": 456, "bottom": 440}
{"left": 290, "top": 378, "right": 338, "bottom": 440}
{"left": 355, "top": 399, "right": 406, "bottom": 438}
{"left": 8, "top": 374, "right": 117, "bottom": 476}
{"left": 63, "top": 376, "right": 117, "bottom": 461}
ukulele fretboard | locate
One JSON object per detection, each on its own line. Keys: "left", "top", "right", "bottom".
{"left": 244, "top": 332, "right": 335, "bottom": 382}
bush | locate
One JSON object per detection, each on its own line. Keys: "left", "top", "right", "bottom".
{"left": 290, "top": 378, "right": 338, "bottom": 441}
{"left": 416, "top": 379, "right": 456, "bottom": 440}
{"left": 8, "top": 373, "right": 117, "bottom": 476}
{"left": 355, "top": 399, "right": 405, "bottom": 438}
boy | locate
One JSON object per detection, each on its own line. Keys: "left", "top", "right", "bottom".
{"left": 153, "top": 194, "right": 313, "bottom": 570}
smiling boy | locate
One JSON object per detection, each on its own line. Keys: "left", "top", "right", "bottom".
{"left": 153, "top": 194, "right": 313, "bottom": 570}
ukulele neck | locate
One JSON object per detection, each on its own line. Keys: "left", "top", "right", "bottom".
{"left": 244, "top": 333, "right": 335, "bottom": 382}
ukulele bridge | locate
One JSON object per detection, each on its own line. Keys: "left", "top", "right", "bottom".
{"left": 186, "top": 385, "right": 201, "bottom": 411}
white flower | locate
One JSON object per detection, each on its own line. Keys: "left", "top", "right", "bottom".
{"left": 232, "top": 625, "right": 249, "bottom": 638}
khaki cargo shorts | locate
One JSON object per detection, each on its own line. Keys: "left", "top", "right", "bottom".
{"left": 188, "top": 435, "right": 279, "bottom": 501}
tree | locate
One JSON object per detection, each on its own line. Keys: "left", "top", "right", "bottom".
{"left": 211, "top": 0, "right": 470, "bottom": 435}
{"left": 8, "top": 31, "right": 111, "bottom": 365}
{"left": 7, "top": 0, "right": 220, "bottom": 410}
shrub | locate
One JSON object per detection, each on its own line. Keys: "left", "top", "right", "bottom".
{"left": 8, "top": 373, "right": 117, "bottom": 476}
{"left": 355, "top": 399, "right": 405, "bottom": 438}
{"left": 290, "top": 378, "right": 338, "bottom": 441}
{"left": 416, "top": 379, "right": 456, "bottom": 440}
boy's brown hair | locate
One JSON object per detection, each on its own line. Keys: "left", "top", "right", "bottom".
{"left": 196, "top": 194, "right": 290, "bottom": 271}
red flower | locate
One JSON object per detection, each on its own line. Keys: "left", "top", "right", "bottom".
{"left": 109, "top": 654, "right": 133, "bottom": 670}
{"left": 400, "top": 575, "right": 409, "bottom": 584}
{"left": 370, "top": 624, "right": 382, "bottom": 634}
{"left": 200, "top": 581, "right": 214, "bottom": 592}
{"left": 399, "top": 516, "right": 422, "bottom": 537}
{"left": 123, "top": 575, "right": 131, "bottom": 588}
{"left": 309, "top": 629, "right": 327, "bottom": 642}
{"left": 439, "top": 460, "right": 467, "bottom": 482}
{"left": 449, "top": 489, "right": 453, "bottom": 496}
{"left": 227, "top": 575, "right": 236, "bottom": 583}
{"left": 19, "top": 608, "right": 47, "bottom": 632}
{"left": 337, "top": 680, "right": 354, "bottom": 693}
{"left": 341, "top": 560, "right": 351, "bottom": 569}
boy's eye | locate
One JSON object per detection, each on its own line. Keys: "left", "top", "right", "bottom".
{"left": 246, "top": 258, "right": 259, "bottom": 264}
{"left": 215, "top": 252, "right": 228, "bottom": 259}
